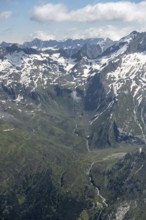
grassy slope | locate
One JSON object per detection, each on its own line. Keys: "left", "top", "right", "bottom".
{"left": 0, "top": 113, "right": 139, "bottom": 219}
{"left": 0, "top": 85, "right": 143, "bottom": 219}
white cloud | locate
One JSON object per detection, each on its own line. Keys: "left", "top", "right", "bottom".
{"left": 85, "top": 26, "right": 133, "bottom": 41}
{"left": 64, "top": 26, "right": 133, "bottom": 41}
{"left": 0, "top": 11, "right": 12, "bottom": 20}
{"left": 31, "top": 3, "right": 69, "bottom": 22}
{"left": 29, "top": 31, "right": 56, "bottom": 41}
{"left": 31, "top": 1, "right": 146, "bottom": 23}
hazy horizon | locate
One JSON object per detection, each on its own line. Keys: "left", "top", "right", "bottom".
{"left": 0, "top": 0, "right": 146, "bottom": 43}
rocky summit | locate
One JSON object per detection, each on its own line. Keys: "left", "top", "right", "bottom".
{"left": 1, "top": 32, "right": 146, "bottom": 220}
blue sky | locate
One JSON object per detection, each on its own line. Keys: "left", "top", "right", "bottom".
{"left": 0, "top": 0, "right": 145, "bottom": 43}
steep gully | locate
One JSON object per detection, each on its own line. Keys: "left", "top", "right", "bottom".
{"left": 86, "top": 162, "right": 108, "bottom": 208}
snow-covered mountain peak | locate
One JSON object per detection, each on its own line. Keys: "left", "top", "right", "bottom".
{"left": 1, "top": 32, "right": 146, "bottom": 98}
{"left": 120, "top": 31, "right": 139, "bottom": 44}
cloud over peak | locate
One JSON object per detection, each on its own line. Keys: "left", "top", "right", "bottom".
{"left": 29, "top": 30, "right": 56, "bottom": 41}
{"left": 31, "top": 1, "right": 146, "bottom": 23}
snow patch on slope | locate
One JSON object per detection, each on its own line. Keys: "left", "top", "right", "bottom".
{"left": 106, "top": 52, "right": 146, "bottom": 96}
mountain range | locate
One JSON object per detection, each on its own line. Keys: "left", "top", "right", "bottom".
{"left": 0, "top": 31, "right": 146, "bottom": 220}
